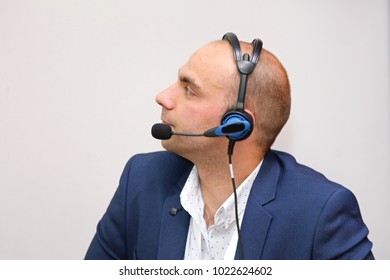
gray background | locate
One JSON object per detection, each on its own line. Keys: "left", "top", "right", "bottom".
{"left": 1, "top": 0, "right": 389, "bottom": 259}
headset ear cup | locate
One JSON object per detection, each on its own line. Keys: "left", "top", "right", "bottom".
{"left": 221, "top": 110, "right": 254, "bottom": 141}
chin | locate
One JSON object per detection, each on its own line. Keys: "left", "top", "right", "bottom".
{"left": 162, "top": 139, "right": 187, "bottom": 154}
{"left": 161, "top": 137, "right": 225, "bottom": 162}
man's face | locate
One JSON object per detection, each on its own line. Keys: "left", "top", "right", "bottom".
{"left": 155, "top": 42, "right": 236, "bottom": 160}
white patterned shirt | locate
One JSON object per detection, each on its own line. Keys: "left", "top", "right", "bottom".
{"left": 180, "top": 162, "right": 262, "bottom": 260}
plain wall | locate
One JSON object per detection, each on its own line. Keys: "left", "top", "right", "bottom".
{"left": 0, "top": 0, "right": 389, "bottom": 259}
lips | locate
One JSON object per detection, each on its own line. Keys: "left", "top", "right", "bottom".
{"left": 161, "top": 118, "right": 174, "bottom": 127}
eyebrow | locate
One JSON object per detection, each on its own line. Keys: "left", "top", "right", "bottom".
{"left": 178, "top": 69, "right": 202, "bottom": 92}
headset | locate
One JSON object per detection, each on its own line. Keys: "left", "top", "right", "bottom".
{"left": 220, "top": 32, "right": 263, "bottom": 142}
{"left": 221, "top": 33, "right": 262, "bottom": 260}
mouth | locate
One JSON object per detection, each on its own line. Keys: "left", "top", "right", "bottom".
{"left": 161, "top": 119, "right": 173, "bottom": 127}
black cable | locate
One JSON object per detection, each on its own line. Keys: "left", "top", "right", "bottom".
{"left": 227, "top": 140, "right": 243, "bottom": 260}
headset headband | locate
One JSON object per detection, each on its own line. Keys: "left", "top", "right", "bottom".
{"left": 222, "top": 33, "right": 263, "bottom": 110}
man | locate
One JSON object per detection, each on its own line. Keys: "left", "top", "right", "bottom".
{"left": 85, "top": 33, "right": 374, "bottom": 260}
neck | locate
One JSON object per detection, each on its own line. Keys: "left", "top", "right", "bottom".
{"left": 192, "top": 140, "right": 265, "bottom": 227}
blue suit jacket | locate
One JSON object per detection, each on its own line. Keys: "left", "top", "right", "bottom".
{"left": 85, "top": 150, "right": 374, "bottom": 260}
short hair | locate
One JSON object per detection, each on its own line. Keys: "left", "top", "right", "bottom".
{"left": 243, "top": 48, "right": 291, "bottom": 150}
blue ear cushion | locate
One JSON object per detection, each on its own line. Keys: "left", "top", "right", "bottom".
{"left": 221, "top": 110, "right": 254, "bottom": 141}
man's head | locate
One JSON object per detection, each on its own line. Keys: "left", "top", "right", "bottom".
{"left": 155, "top": 34, "right": 290, "bottom": 162}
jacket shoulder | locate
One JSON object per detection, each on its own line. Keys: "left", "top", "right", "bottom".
{"left": 269, "top": 150, "right": 343, "bottom": 190}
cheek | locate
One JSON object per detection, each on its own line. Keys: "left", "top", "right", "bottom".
{"left": 189, "top": 104, "right": 226, "bottom": 127}
{"left": 175, "top": 94, "right": 229, "bottom": 128}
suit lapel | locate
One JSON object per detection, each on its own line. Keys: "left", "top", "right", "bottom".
{"left": 157, "top": 194, "right": 190, "bottom": 259}
{"left": 235, "top": 150, "right": 281, "bottom": 259}
{"left": 157, "top": 164, "right": 193, "bottom": 260}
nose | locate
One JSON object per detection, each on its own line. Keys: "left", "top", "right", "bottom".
{"left": 155, "top": 83, "right": 177, "bottom": 110}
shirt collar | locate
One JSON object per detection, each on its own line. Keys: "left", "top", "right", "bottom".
{"left": 217, "top": 163, "right": 261, "bottom": 229}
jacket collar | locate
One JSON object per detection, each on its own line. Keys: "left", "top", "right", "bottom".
{"left": 157, "top": 164, "right": 192, "bottom": 260}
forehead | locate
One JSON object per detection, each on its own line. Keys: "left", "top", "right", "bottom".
{"left": 179, "top": 41, "right": 237, "bottom": 93}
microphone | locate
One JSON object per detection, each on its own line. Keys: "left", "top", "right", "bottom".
{"left": 151, "top": 123, "right": 204, "bottom": 140}
{"left": 151, "top": 123, "right": 174, "bottom": 140}
{"left": 151, "top": 122, "right": 247, "bottom": 140}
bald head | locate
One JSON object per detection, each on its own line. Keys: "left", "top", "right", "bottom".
{"left": 202, "top": 39, "right": 291, "bottom": 150}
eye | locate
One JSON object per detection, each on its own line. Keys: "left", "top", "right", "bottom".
{"left": 184, "top": 85, "right": 195, "bottom": 96}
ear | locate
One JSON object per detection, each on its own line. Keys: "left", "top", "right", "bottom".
{"left": 244, "top": 109, "right": 256, "bottom": 125}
